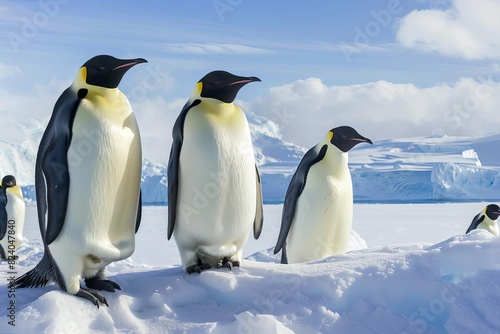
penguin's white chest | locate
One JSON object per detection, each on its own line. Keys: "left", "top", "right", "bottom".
{"left": 1, "top": 188, "right": 25, "bottom": 248}
{"left": 51, "top": 91, "right": 142, "bottom": 262}
{"left": 287, "top": 153, "right": 353, "bottom": 263}
{"left": 478, "top": 218, "right": 499, "bottom": 236}
{"left": 176, "top": 102, "right": 256, "bottom": 255}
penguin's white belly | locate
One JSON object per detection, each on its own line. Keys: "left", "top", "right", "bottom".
{"left": 0, "top": 191, "right": 25, "bottom": 249}
{"left": 49, "top": 97, "right": 141, "bottom": 267}
{"left": 175, "top": 105, "right": 256, "bottom": 265}
{"left": 478, "top": 220, "right": 499, "bottom": 236}
{"left": 287, "top": 164, "right": 353, "bottom": 263}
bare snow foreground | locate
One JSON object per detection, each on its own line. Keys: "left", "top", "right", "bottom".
{"left": 2, "top": 229, "right": 500, "bottom": 333}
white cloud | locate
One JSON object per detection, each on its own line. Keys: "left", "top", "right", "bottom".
{"left": 0, "top": 63, "right": 22, "bottom": 78}
{"left": 396, "top": 0, "right": 500, "bottom": 59}
{"left": 89, "top": 76, "right": 500, "bottom": 162}
{"left": 3, "top": 75, "right": 500, "bottom": 166}
{"left": 0, "top": 1, "right": 28, "bottom": 22}
{"left": 247, "top": 77, "right": 500, "bottom": 148}
{"left": 164, "top": 43, "right": 270, "bottom": 55}
{"left": 130, "top": 75, "right": 500, "bottom": 164}
{"left": 131, "top": 96, "right": 186, "bottom": 164}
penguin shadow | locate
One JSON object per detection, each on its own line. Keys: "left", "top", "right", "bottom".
{"left": 102, "top": 265, "right": 185, "bottom": 320}
{"left": 245, "top": 247, "right": 281, "bottom": 263}
{"left": 104, "top": 264, "right": 258, "bottom": 324}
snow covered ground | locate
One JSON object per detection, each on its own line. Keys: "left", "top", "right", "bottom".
{"left": 2, "top": 203, "right": 500, "bottom": 333}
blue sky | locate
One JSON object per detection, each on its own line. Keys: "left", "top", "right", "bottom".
{"left": 1, "top": 0, "right": 499, "bottom": 163}
{"left": 1, "top": 0, "right": 487, "bottom": 89}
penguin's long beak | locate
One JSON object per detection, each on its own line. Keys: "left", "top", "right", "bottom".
{"left": 352, "top": 137, "right": 373, "bottom": 145}
{"left": 229, "top": 76, "right": 261, "bottom": 86}
{"left": 228, "top": 77, "right": 261, "bottom": 86}
{"left": 113, "top": 58, "right": 148, "bottom": 71}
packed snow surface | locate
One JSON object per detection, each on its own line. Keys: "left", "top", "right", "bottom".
{"left": 2, "top": 203, "right": 500, "bottom": 333}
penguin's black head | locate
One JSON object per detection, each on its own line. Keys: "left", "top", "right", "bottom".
{"left": 329, "top": 126, "right": 373, "bottom": 153}
{"left": 1, "top": 175, "right": 16, "bottom": 188}
{"left": 82, "top": 55, "right": 147, "bottom": 89}
{"left": 485, "top": 204, "right": 500, "bottom": 220}
{"left": 198, "top": 70, "right": 261, "bottom": 103}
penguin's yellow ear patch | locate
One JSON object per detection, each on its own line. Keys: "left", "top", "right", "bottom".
{"left": 328, "top": 131, "right": 334, "bottom": 141}
{"left": 81, "top": 67, "right": 87, "bottom": 83}
{"left": 197, "top": 82, "right": 203, "bottom": 95}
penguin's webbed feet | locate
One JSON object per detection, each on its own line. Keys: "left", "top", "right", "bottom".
{"left": 84, "top": 278, "right": 121, "bottom": 292}
{"left": 186, "top": 258, "right": 212, "bottom": 274}
{"left": 216, "top": 257, "right": 240, "bottom": 271}
{"left": 76, "top": 287, "right": 109, "bottom": 308}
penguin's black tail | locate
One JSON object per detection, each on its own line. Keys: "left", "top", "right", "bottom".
{"left": 15, "top": 251, "right": 54, "bottom": 288}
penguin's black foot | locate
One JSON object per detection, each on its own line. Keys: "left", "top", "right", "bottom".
{"left": 186, "top": 259, "right": 212, "bottom": 274}
{"left": 84, "top": 278, "right": 121, "bottom": 292}
{"left": 76, "top": 287, "right": 109, "bottom": 308}
{"left": 186, "top": 263, "right": 212, "bottom": 274}
{"left": 216, "top": 258, "right": 240, "bottom": 270}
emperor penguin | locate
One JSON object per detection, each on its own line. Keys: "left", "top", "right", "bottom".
{"left": 274, "top": 126, "right": 372, "bottom": 264}
{"left": 0, "top": 175, "right": 25, "bottom": 260}
{"left": 466, "top": 204, "right": 500, "bottom": 236}
{"left": 167, "top": 70, "right": 264, "bottom": 274}
{"left": 15, "top": 55, "right": 146, "bottom": 307}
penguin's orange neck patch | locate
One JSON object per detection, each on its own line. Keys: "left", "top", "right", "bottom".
{"left": 197, "top": 82, "right": 203, "bottom": 96}
{"left": 328, "top": 131, "right": 334, "bottom": 141}
{"left": 81, "top": 67, "right": 87, "bottom": 83}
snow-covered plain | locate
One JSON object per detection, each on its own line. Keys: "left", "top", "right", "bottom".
{"left": 2, "top": 203, "right": 500, "bottom": 333}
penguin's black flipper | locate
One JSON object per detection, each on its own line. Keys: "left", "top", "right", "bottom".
{"left": 466, "top": 213, "right": 485, "bottom": 234}
{"left": 36, "top": 87, "right": 82, "bottom": 245}
{"left": 0, "top": 185, "right": 7, "bottom": 241}
{"left": 167, "top": 99, "right": 201, "bottom": 240}
{"left": 253, "top": 165, "right": 264, "bottom": 239}
{"left": 135, "top": 190, "right": 142, "bottom": 233}
{"left": 274, "top": 145, "right": 328, "bottom": 256}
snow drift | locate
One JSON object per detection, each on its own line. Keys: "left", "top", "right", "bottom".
{"left": 2, "top": 216, "right": 499, "bottom": 333}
